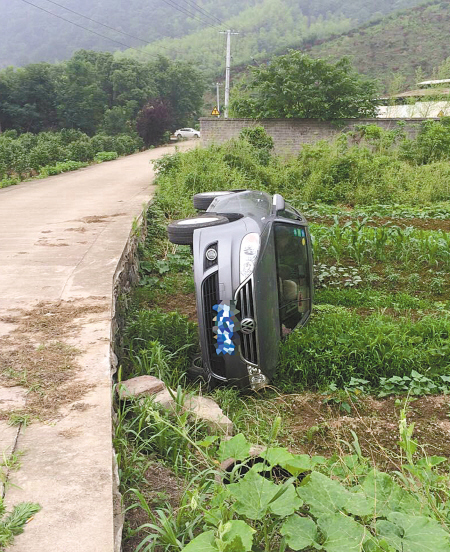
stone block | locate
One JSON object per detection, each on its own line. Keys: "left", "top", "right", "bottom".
{"left": 152, "top": 388, "right": 177, "bottom": 410}
{"left": 118, "top": 376, "right": 166, "bottom": 400}
{"left": 183, "top": 395, "right": 233, "bottom": 435}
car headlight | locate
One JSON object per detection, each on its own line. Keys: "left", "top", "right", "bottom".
{"left": 240, "top": 233, "right": 260, "bottom": 281}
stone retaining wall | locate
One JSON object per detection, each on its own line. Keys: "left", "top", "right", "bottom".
{"left": 200, "top": 117, "right": 434, "bottom": 155}
{"left": 110, "top": 207, "right": 148, "bottom": 552}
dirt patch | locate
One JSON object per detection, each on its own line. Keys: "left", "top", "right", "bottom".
{"left": 77, "top": 213, "right": 126, "bottom": 224}
{"left": 35, "top": 238, "right": 70, "bottom": 246}
{"left": 65, "top": 227, "right": 87, "bottom": 233}
{"left": 155, "top": 292, "right": 197, "bottom": 322}
{"left": 0, "top": 300, "right": 107, "bottom": 421}
{"left": 280, "top": 393, "right": 450, "bottom": 471}
{"left": 122, "top": 463, "right": 183, "bottom": 552}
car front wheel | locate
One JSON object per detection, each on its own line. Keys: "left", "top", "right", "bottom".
{"left": 177, "top": 134, "right": 182, "bottom": 139}
{"left": 167, "top": 214, "right": 229, "bottom": 245}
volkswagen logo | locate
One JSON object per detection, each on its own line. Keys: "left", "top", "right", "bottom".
{"left": 241, "top": 318, "right": 256, "bottom": 334}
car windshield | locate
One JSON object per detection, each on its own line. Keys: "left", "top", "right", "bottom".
{"left": 274, "top": 223, "right": 312, "bottom": 331}
{"left": 209, "top": 191, "right": 271, "bottom": 218}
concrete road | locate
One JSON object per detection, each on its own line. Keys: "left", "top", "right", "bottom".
{"left": 0, "top": 141, "right": 193, "bottom": 551}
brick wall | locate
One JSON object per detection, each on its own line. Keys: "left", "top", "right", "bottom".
{"left": 200, "top": 118, "right": 431, "bottom": 155}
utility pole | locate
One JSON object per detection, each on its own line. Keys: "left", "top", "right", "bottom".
{"left": 219, "top": 29, "right": 238, "bottom": 118}
{"left": 216, "top": 82, "right": 222, "bottom": 115}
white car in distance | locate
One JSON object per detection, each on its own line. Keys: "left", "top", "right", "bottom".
{"left": 175, "top": 127, "right": 200, "bottom": 139}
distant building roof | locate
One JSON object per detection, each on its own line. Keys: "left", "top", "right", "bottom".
{"left": 417, "top": 79, "right": 450, "bottom": 86}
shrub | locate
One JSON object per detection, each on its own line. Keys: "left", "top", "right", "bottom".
{"left": 65, "top": 139, "right": 95, "bottom": 162}
{"left": 39, "top": 160, "right": 88, "bottom": 177}
{"left": 112, "top": 133, "right": 143, "bottom": 155}
{"left": 90, "top": 133, "right": 116, "bottom": 154}
{"left": 94, "top": 151, "right": 118, "bottom": 163}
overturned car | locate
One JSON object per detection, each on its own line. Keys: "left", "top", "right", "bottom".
{"left": 167, "top": 190, "right": 313, "bottom": 390}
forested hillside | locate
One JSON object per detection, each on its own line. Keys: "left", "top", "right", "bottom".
{"left": 1, "top": 0, "right": 426, "bottom": 69}
{"left": 303, "top": 0, "right": 450, "bottom": 91}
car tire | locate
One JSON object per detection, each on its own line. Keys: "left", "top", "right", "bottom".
{"left": 177, "top": 134, "right": 182, "bottom": 139}
{"left": 187, "top": 355, "right": 207, "bottom": 381}
{"left": 167, "top": 214, "right": 229, "bottom": 245}
{"left": 194, "top": 134, "right": 200, "bottom": 139}
{"left": 193, "top": 191, "right": 233, "bottom": 210}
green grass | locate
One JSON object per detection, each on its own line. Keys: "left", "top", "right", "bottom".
{"left": 277, "top": 308, "right": 450, "bottom": 391}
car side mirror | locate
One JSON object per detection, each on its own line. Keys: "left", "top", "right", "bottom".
{"left": 272, "top": 194, "right": 285, "bottom": 214}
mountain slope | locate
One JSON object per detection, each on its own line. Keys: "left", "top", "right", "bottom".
{"left": 301, "top": 0, "right": 450, "bottom": 91}
{"left": 1, "top": 0, "right": 427, "bottom": 68}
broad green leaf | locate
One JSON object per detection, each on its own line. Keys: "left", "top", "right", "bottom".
{"left": 269, "top": 482, "right": 303, "bottom": 517}
{"left": 416, "top": 456, "right": 447, "bottom": 468}
{"left": 298, "top": 472, "right": 348, "bottom": 516}
{"left": 298, "top": 471, "right": 370, "bottom": 517}
{"left": 346, "top": 489, "right": 373, "bottom": 517}
{"left": 196, "top": 435, "right": 219, "bottom": 448}
{"left": 311, "top": 456, "right": 327, "bottom": 466}
{"left": 264, "top": 447, "right": 295, "bottom": 467}
{"left": 221, "top": 520, "right": 255, "bottom": 552}
{"left": 181, "top": 530, "right": 217, "bottom": 552}
{"left": 282, "top": 454, "right": 312, "bottom": 476}
{"left": 218, "top": 434, "right": 251, "bottom": 462}
{"left": 228, "top": 469, "right": 280, "bottom": 520}
{"left": 361, "top": 472, "right": 422, "bottom": 517}
{"left": 364, "top": 533, "right": 396, "bottom": 552}
{"left": 375, "top": 520, "right": 403, "bottom": 550}
{"left": 387, "top": 512, "right": 450, "bottom": 552}
{"left": 204, "top": 487, "right": 231, "bottom": 525}
{"left": 319, "top": 513, "right": 367, "bottom": 552}
{"left": 280, "top": 514, "right": 320, "bottom": 551}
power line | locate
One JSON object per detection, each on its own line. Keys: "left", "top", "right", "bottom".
{"left": 159, "top": 0, "right": 222, "bottom": 30}
{"left": 177, "top": 0, "right": 224, "bottom": 26}
{"left": 40, "top": 0, "right": 185, "bottom": 55}
{"left": 18, "top": 0, "right": 164, "bottom": 61}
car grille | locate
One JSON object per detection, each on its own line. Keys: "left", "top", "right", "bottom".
{"left": 235, "top": 278, "right": 258, "bottom": 365}
{"left": 201, "top": 271, "right": 226, "bottom": 378}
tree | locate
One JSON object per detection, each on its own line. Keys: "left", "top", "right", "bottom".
{"left": 149, "top": 56, "right": 205, "bottom": 126}
{"left": 230, "top": 51, "right": 379, "bottom": 120}
{"left": 56, "top": 53, "right": 107, "bottom": 134}
{"left": 136, "top": 98, "right": 173, "bottom": 146}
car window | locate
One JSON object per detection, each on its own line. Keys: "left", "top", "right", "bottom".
{"left": 274, "top": 223, "right": 312, "bottom": 331}
{"left": 210, "top": 191, "right": 271, "bottom": 217}
{"left": 279, "top": 205, "right": 302, "bottom": 221}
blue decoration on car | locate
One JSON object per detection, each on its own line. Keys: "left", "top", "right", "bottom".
{"left": 213, "top": 301, "right": 240, "bottom": 355}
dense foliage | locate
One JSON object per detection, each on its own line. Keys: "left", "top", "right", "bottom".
{"left": 0, "top": 50, "right": 205, "bottom": 138}
{"left": 154, "top": 121, "right": 450, "bottom": 215}
{"left": 230, "top": 52, "right": 378, "bottom": 120}
{"left": 0, "top": 129, "right": 143, "bottom": 186}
